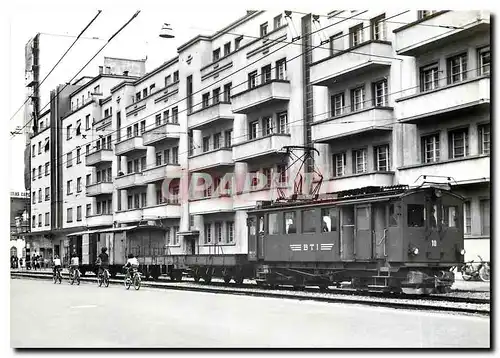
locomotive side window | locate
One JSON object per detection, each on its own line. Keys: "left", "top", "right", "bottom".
{"left": 356, "top": 207, "right": 370, "bottom": 230}
{"left": 302, "top": 209, "right": 316, "bottom": 233}
{"left": 442, "top": 205, "right": 458, "bottom": 228}
{"left": 268, "top": 213, "right": 279, "bottom": 234}
{"left": 321, "top": 208, "right": 338, "bottom": 232}
{"left": 259, "top": 216, "right": 264, "bottom": 234}
{"left": 407, "top": 204, "right": 425, "bottom": 227}
{"left": 389, "top": 203, "right": 398, "bottom": 227}
{"left": 249, "top": 218, "right": 256, "bottom": 236}
{"left": 284, "top": 212, "right": 297, "bottom": 234}
{"left": 430, "top": 204, "right": 438, "bottom": 228}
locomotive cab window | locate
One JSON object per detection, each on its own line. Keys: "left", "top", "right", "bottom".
{"left": 248, "top": 217, "right": 257, "bottom": 236}
{"left": 302, "top": 209, "right": 316, "bottom": 233}
{"left": 268, "top": 213, "right": 279, "bottom": 234}
{"left": 321, "top": 208, "right": 338, "bottom": 232}
{"left": 284, "top": 212, "right": 297, "bottom": 234}
{"left": 259, "top": 216, "right": 264, "bottom": 234}
{"left": 407, "top": 204, "right": 425, "bottom": 227}
{"left": 442, "top": 205, "right": 458, "bottom": 228}
{"left": 389, "top": 203, "right": 398, "bottom": 227}
{"left": 429, "top": 203, "right": 438, "bottom": 228}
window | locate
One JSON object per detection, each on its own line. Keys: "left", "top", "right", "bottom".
{"left": 45, "top": 163, "right": 49, "bottom": 176}
{"left": 333, "top": 153, "right": 346, "bottom": 177}
{"left": 76, "top": 206, "right": 82, "bottom": 222}
{"left": 154, "top": 114, "right": 162, "bottom": 127}
{"left": 478, "top": 46, "right": 490, "bottom": 75}
{"left": 85, "top": 144, "right": 91, "bottom": 156}
{"left": 274, "top": 14, "right": 282, "bottom": 29}
{"left": 249, "top": 121, "right": 258, "bottom": 139}
{"left": 86, "top": 204, "right": 91, "bottom": 217}
{"left": 32, "top": 215, "right": 36, "bottom": 228}
{"left": 407, "top": 204, "right": 425, "bottom": 227}
{"left": 67, "top": 208, "right": 73, "bottom": 223}
{"left": 133, "top": 123, "right": 139, "bottom": 136}
{"left": 447, "top": 53, "right": 468, "bottom": 84}
{"left": 66, "top": 125, "right": 72, "bottom": 140}
{"left": 45, "top": 187, "right": 49, "bottom": 201}
{"left": 371, "top": 14, "right": 386, "bottom": 40}
{"left": 268, "top": 213, "right": 279, "bottom": 235}
{"left": 227, "top": 221, "right": 235, "bottom": 243}
{"left": 276, "top": 59, "right": 286, "bottom": 80}
{"left": 260, "top": 22, "right": 268, "bottom": 37}
{"left": 143, "top": 88, "right": 148, "bottom": 98}
{"left": 213, "top": 48, "right": 220, "bottom": 62}
{"left": 213, "top": 88, "right": 220, "bottom": 104}
{"left": 66, "top": 152, "right": 73, "bottom": 167}
{"left": 224, "top": 42, "right": 231, "bottom": 56}
{"left": 223, "top": 83, "right": 232, "bottom": 102}
{"left": 156, "top": 152, "right": 162, "bottom": 166}
{"left": 263, "top": 168, "right": 272, "bottom": 188}
{"left": 373, "top": 79, "right": 388, "bottom": 106}
{"left": 353, "top": 148, "right": 367, "bottom": 174}
{"left": 321, "top": 208, "right": 338, "bottom": 232}
{"left": 204, "top": 224, "right": 212, "bottom": 244}
{"left": 261, "top": 65, "right": 272, "bottom": 83}
{"left": 449, "top": 128, "right": 469, "bottom": 159}
{"left": 203, "top": 136, "right": 210, "bottom": 152}
{"left": 77, "top": 177, "right": 82, "bottom": 192}
{"left": 460, "top": 200, "right": 471, "bottom": 234}
{"left": 141, "top": 193, "right": 147, "bottom": 208}
{"left": 480, "top": 199, "right": 490, "bottom": 236}
{"left": 85, "top": 115, "right": 91, "bottom": 130}
{"left": 141, "top": 157, "right": 146, "bottom": 172}
{"left": 38, "top": 189, "right": 42, "bottom": 203}
{"left": 374, "top": 145, "right": 390, "bottom": 171}
{"left": 173, "top": 226, "right": 179, "bottom": 245}
{"left": 45, "top": 213, "right": 49, "bottom": 226}
{"left": 388, "top": 203, "right": 398, "bottom": 227}
{"left": 277, "top": 164, "right": 286, "bottom": 184}
{"left": 331, "top": 93, "right": 345, "bottom": 116}
{"left": 67, "top": 180, "right": 72, "bottom": 195}
{"left": 235, "top": 36, "right": 242, "bottom": 50}
{"left": 32, "top": 191, "right": 35, "bottom": 204}
{"left": 32, "top": 144, "right": 35, "bottom": 157}
{"left": 127, "top": 195, "right": 133, "bottom": 209}
{"left": 262, "top": 116, "right": 272, "bottom": 136}
{"left": 215, "top": 222, "right": 223, "bottom": 243}
{"left": 421, "top": 134, "right": 440, "bottom": 163}
{"left": 134, "top": 194, "right": 140, "bottom": 208}
{"left": 97, "top": 171, "right": 102, "bottom": 183}
{"left": 150, "top": 84, "right": 155, "bottom": 92}
{"left": 225, "top": 130, "right": 232, "bottom": 147}
{"left": 284, "top": 212, "right": 297, "bottom": 234}
{"left": 44, "top": 139, "right": 49, "bottom": 152}
{"left": 349, "top": 24, "right": 364, "bottom": 47}
{"left": 173, "top": 71, "right": 179, "bottom": 82}
{"left": 32, "top": 169, "right": 36, "bottom": 181}
{"left": 163, "top": 110, "right": 169, "bottom": 122}
{"left": 38, "top": 142, "right": 41, "bottom": 154}
{"left": 163, "top": 149, "right": 170, "bottom": 164}
{"left": 140, "top": 120, "right": 146, "bottom": 134}
{"left": 420, "top": 63, "right": 439, "bottom": 92}
{"left": 278, "top": 112, "right": 288, "bottom": 134}
{"left": 172, "top": 147, "right": 178, "bottom": 164}
{"left": 136, "top": 92, "right": 141, "bottom": 102}
{"left": 214, "top": 133, "right": 221, "bottom": 150}
{"left": 172, "top": 107, "right": 178, "bottom": 123}
{"left": 76, "top": 148, "right": 81, "bottom": 164}
{"left": 202, "top": 93, "right": 210, "bottom": 108}
{"left": 479, "top": 124, "right": 490, "bottom": 155}
{"left": 38, "top": 214, "right": 42, "bottom": 227}
{"left": 441, "top": 205, "right": 458, "bottom": 228}
{"left": 351, "top": 86, "right": 365, "bottom": 111}
{"left": 127, "top": 127, "right": 132, "bottom": 138}
{"left": 302, "top": 209, "right": 317, "bottom": 233}
{"left": 165, "top": 75, "right": 172, "bottom": 87}
{"left": 418, "top": 10, "right": 437, "bottom": 19}
{"left": 248, "top": 71, "right": 258, "bottom": 89}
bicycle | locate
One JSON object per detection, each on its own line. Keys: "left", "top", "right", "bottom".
{"left": 124, "top": 267, "right": 141, "bottom": 290}
{"left": 53, "top": 268, "right": 62, "bottom": 284}
{"left": 461, "top": 255, "right": 490, "bottom": 282}
{"left": 97, "top": 268, "right": 110, "bottom": 287}
{"left": 69, "top": 267, "right": 81, "bottom": 285}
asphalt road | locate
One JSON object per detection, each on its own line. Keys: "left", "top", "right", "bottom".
{"left": 10, "top": 278, "right": 490, "bottom": 348}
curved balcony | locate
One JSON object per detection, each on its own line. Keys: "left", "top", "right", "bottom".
{"left": 86, "top": 214, "right": 113, "bottom": 227}
{"left": 115, "top": 172, "right": 147, "bottom": 190}
{"left": 188, "top": 102, "right": 233, "bottom": 130}
{"left": 85, "top": 149, "right": 113, "bottom": 167}
{"left": 115, "top": 208, "right": 143, "bottom": 223}
{"left": 142, "top": 164, "right": 181, "bottom": 184}
{"left": 86, "top": 182, "right": 113, "bottom": 196}
{"left": 231, "top": 79, "right": 291, "bottom": 114}
{"left": 322, "top": 172, "right": 395, "bottom": 193}
{"left": 189, "top": 195, "right": 234, "bottom": 215}
{"left": 232, "top": 134, "right": 290, "bottom": 162}
{"left": 142, "top": 123, "right": 180, "bottom": 146}
{"left": 189, "top": 148, "right": 234, "bottom": 172}
{"left": 142, "top": 203, "right": 181, "bottom": 219}
{"left": 115, "top": 136, "right": 147, "bottom": 156}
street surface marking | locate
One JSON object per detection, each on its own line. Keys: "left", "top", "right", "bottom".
{"left": 70, "top": 305, "right": 97, "bottom": 309}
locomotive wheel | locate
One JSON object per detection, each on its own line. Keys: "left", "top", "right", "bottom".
{"left": 203, "top": 275, "right": 212, "bottom": 284}
{"left": 318, "top": 284, "right": 329, "bottom": 292}
{"left": 223, "top": 275, "right": 231, "bottom": 284}
{"left": 175, "top": 271, "right": 183, "bottom": 282}
{"left": 193, "top": 274, "right": 200, "bottom": 283}
{"left": 234, "top": 275, "right": 244, "bottom": 285}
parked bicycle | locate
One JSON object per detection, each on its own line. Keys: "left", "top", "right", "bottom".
{"left": 124, "top": 267, "right": 141, "bottom": 290}
{"left": 461, "top": 255, "right": 490, "bottom": 282}
{"left": 97, "top": 268, "right": 110, "bottom": 287}
{"left": 53, "top": 267, "right": 62, "bottom": 284}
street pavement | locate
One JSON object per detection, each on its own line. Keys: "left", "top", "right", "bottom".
{"left": 11, "top": 278, "right": 490, "bottom": 348}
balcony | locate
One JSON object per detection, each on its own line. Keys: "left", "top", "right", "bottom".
{"left": 86, "top": 182, "right": 113, "bottom": 196}
{"left": 231, "top": 79, "right": 291, "bottom": 114}
{"left": 393, "top": 11, "right": 490, "bottom": 56}
{"left": 86, "top": 214, "right": 113, "bottom": 227}
{"left": 189, "top": 196, "right": 234, "bottom": 215}
{"left": 310, "top": 41, "right": 393, "bottom": 86}
{"left": 323, "top": 172, "right": 395, "bottom": 193}
{"left": 115, "top": 172, "right": 147, "bottom": 190}
{"left": 397, "top": 156, "right": 490, "bottom": 186}
{"left": 142, "top": 123, "right": 180, "bottom": 146}
{"left": 142, "top": 164, "right": 181, "bottom": 184}
{"left": 189, "top": 148, "right": 234, "bottom": 172}
{"left": 142, "top": 203, "right": 181, "bottom": 219}
{"left": 85, "top": 149, "right": 113, "bottom": 166}
{"left": 115, "top": 136, "right": 147, "bottom": 156}
{"left": 312, "top": 106, "right": 394, "bottom": 143}
{"left": 188, "top": 102, "right": 233, "bottom": 130}
{"left": 396, "top": 76, "right": 490, "bottom": 123}
{"left": 115, "top": 209, "right": 143, "bottom": 223}
{"left": 233, "top": 188, "right": 278, "bottom": 210}
{"left": 233, "top": 134, "right": 291, "bottom": 162}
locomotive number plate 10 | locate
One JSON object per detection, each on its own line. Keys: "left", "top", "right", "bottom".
{"left": 290, "top": 243, "right": 334, "bottom": 252}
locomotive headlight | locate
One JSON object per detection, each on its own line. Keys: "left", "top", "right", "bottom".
{"left": 413, "top": 248, "right": 419, "bottom": 255}
{"left": 460, "top": 249, "right": 466, "bottom": 255}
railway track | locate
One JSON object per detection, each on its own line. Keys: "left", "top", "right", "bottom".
{"left": 11, "top": 271, "right": 490, "bottom": 316}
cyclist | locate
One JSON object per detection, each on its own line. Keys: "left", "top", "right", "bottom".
{"left": 124, "top": 253, "right": 139, "bottom": 282}
{"left": 69, "top": 250, "right": 79, "bottom": 278}
{"left": 95, "top": 247, "right": 109, "bottom": 279}
{"left": 52, "top": 255, "right": 62, "bottom": 278}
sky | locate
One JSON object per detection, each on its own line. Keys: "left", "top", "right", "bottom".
{"left": 5, "top": 0, "right": 337, "bottom": 193}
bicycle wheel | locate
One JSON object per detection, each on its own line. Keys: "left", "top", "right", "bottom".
{"left": 58, "top": 272, "right": 62, "bottom": 284}
{"left": 76, "top": 270, "right": 81, "bottom": 285}
{"left": 461, "top": 266, "right": 472, "bottom": 281}
{"left": 104, "top": 274, "right": 110, "bottom": 288}
{"left": 98, "top": 274, "right": 103, "bottom": 287}
{"left": 70, "top": 271, "right": 75, "bottom": 285}
{"left": 133, "top": 274, "right": 141, "bottom": 290}
{"left": 125, "top": 276, "right": 131, "bottom": 290}
{"left": 53, "top": 274, "right": 57, "bottom": 284}
{"left": 479, "top": 265, "right": 490, "bottom": 282}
